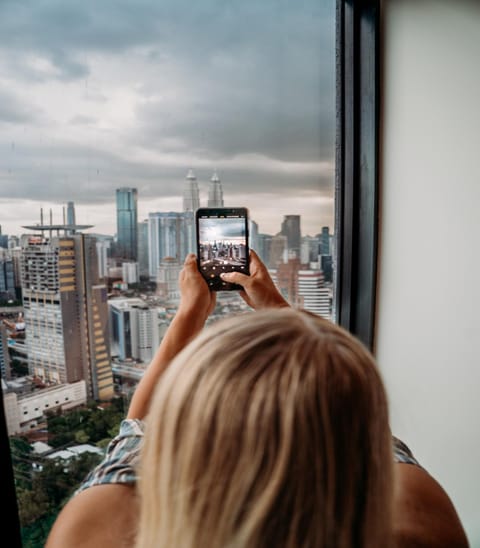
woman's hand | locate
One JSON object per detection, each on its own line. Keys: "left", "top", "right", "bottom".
{"left": 177, "top": 253, "right": 216, "bottom": 327}
{"left": 220, "top": 250, "right": 289, "bottom": 310}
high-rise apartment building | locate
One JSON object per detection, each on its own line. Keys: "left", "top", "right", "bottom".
{"left": 148, "top": 212, "right": 194, "bottom": 279}
{"left": 281, "top": 215, "right": 301, "bottom": 259}
{"left": 183, "top": 169, "right": 200, "bottom": 212}
{"left": 20, "top": 233, "right": 113, "bottom": 400}
{"left": 297, "top": 270, "right": 332, "bottom": 319}
{"left": 207, "top": 170, "right": 224, "bottom": 207}
{"left": 271, "top": 259, "right": 332, "bottom": 319}
{"left": 116, "top": 188, "right": 138, "bottom": 261}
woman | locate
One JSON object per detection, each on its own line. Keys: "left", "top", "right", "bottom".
{"left": 46, "top": 251, "right": 468, "bottom": 548}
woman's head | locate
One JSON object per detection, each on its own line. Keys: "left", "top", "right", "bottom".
{"left": 137, "top": 308, "right": 393, "bottom": 548}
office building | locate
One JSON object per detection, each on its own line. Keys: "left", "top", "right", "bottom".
{"left": 207, "top": 170, "right": 224, "bottom": 207}
{"left": 137, "top": 220, "right": 149, "bottom": 277}
{"left": 122, "top": 262, "right": 139, "bottom": 285}
{"left": 0, "top": 258, "right": 15, "bottom": 299}
{"left": 183, "top": 169, "right": 200, "bottom": 212}
{"left": 319, "top": 226, "right": 331, "bottom": 255}
{"left": 321, "top": 255, "right": 333, "bottom": 283}
{"left": 109, "top": 298, "right": 166, "bottom": 363}
{"left": 256, "top": 234, "right": 272, "bottom": 266}
{"left": 20, "top": 233, "right": 113, "bottom": 401}
{"left": 66, "top": 201, "right": 76, "bottom": 235}
{"left": 116, "top": 188, "right": 138, "bottom": 261}
{"left": 301, "top": 235, "right": 321, "bottom": 265}
{"left": 156, "top": 258, "right": 182, "bottom": 301}
{"left": 9, "top": 247, "right": 22, "bottom": 295}
{"left": 148, "top": 212, "right": 194, "bottom": 279}
{"left": 2, "top": 379, "right": 87, "bottom": 435}
{"left": 268, "top": 234, "right": 288, "bottom": 268}
{"left": 281, "top": 215, "right": 301, "bottom": 259}
{"left": 0, "top": 324, "right": 11, "bottom": 381}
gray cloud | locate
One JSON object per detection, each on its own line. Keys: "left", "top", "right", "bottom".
{"left": 0, "top": 90, "right": 42, "bottom": 124}
{"left": 0, "top": 0, "right": 336, "bottom": 234}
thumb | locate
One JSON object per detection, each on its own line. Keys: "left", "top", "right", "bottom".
{"left": 220, "top": 271, "right": 250, "bottom": 286}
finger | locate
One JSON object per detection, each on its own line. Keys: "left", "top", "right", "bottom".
{"left": 184, "top": 253, "right": 197, "bottom": 266}
{"left": 247, "top": 250, "right": 264, "bottom": 275}
{"left": 249, "top": 249, "right": 260, "bottom": 261}
{"left": 220, "top": 271, "right": 250, "bottom": 286}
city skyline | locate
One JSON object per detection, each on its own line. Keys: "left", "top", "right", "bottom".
{"left": 0, "top": 0, "right": 336, "bottom": 238}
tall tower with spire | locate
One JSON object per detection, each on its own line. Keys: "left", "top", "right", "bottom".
{"left": 183, "top": 169, "right": 200, "bottom": 212}
{"left": 207, "top": 170, "right": 224, "bottom": 207}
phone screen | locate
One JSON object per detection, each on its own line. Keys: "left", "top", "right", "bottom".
{"left": 196, "top": 207, "right": 250, "bottom": 291}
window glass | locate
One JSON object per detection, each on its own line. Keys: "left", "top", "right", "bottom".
{"left": 0, "top": 1, "right": 336, "bottom": 544}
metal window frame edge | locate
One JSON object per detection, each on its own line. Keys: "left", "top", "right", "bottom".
{"left": 334, "top": 0, "right": 380, "bottom": 350}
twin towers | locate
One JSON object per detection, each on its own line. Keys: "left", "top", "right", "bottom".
{"left": 183, "top": 169, "right": 224, "bottom": 212}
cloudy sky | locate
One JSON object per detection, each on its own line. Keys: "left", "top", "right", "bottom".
{"left": 0, "top": 0, "right": 336, "bottom": 238}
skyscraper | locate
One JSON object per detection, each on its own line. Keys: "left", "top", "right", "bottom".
{"left": 0, "top": 258, "right": 15, "bottom": 299}
{"left": 67, "top": 201, "right": 76, "bottom": 227}
{"left": 319, "top": 226, "right": 330, "bottom": 255}
{"left": 183, "top": 169, "right": 200, "bottom": 212}
{"left": 116, "top": 188, "right": 138, "bottom": 261}
{"left": 281, "top": 215, "right": 301, "bottom": 259}
{"left": 297, "top": 269, "right": 331, "bottom": 319}
{"left": 207, "top": 170, "right": 224, "bottom": 207}
{"left": 269, "top": 234, "right": 288, "bottom": 268}
{"left": 137, "top": 220, "right": 149, "bottom": 278}
{"left": 20, "top": 233, "right": 113, "bottom": 401}
{"left": 148, "top": 212, "right": 193, "bottom": 279}
{"left": 257, "top": 233, "right": 273, "bottom": 266}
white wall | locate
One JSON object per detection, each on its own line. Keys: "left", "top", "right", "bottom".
{"left": 377, "top": 1, "right": 480, "bottom": 545}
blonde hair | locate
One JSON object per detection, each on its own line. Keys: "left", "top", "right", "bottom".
{"left": 136, "top": 308, "right": 393, "bottom": 548}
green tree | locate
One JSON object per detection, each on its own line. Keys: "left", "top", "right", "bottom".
{"left": 74, "top": 429, "right": 90, "bottom": 444}
{"left": 10, "top": 436, "right": 34, "bottom": 489}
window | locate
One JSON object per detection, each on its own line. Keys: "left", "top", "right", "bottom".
{"left": 0, "top": 1, "right": 380, "bottom": 545}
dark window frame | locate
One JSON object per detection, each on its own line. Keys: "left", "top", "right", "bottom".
{"left": 1, "top": 1, "right": 381, "bottom": 544}
{"left": 335, "top": 0, "right": 380, "bottom": 350}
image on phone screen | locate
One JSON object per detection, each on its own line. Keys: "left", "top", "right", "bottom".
{"left": 196, "top": 208, "right": 249, "bottom": 291}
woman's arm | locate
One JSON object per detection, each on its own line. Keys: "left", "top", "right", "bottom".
{"left": 46, "top": 255, "right": 215, "bottom": 548}
{"left": 127, "top": 253, "right": 216, "bottom": 420}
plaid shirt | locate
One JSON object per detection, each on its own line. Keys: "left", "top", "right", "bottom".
{"left": 74, "top": 419, "right": 420, "bottom": 495}
{"left": 74, "top": 418, "right": 144, "bottom": 495}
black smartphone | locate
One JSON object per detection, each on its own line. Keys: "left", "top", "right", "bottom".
{"left": 195, "top": 207, "right": 250, "bottom": 291}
